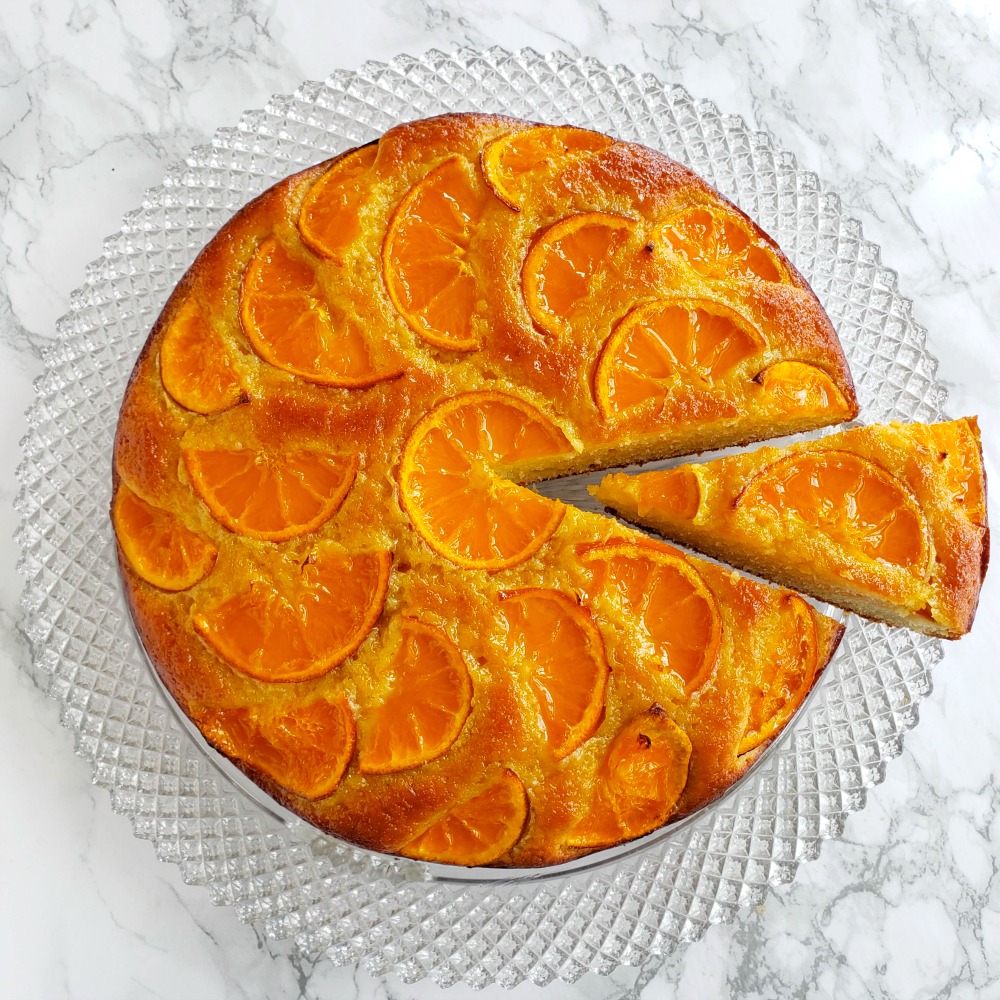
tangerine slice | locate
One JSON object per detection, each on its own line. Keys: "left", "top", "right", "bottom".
{"left": 201, "top": 696, "right": 355, "bottom": 800}
{"left": 298, "top": 144, "right": 378, "bottom": 259}
{"left": 580, "top": 540, "right": 722, "bottom": 695}
{"left": 159, "top": 297, "right": 243, "bottom": 414}
{"left": 183, "top": 446, "right": 357, "bottom": 542}
{"left": 113, "top": 483, "right": 217, "bottom": 591}
{"left": 358, "top": 619, "right": 473, "bottom": 774}
{"left": 594, "top": 298, "right": 762, "bottom": 420}
{"left": 660, "top": 205, "right": 787, "bottom": 282}
{"left": 736, "top": 449, "right": 929, "bottom": 571}
{"left": 522, "top": 212, "right": 637, "bottom": 339}
{"left": 383, "top": 156, "right": 489, "bottom": 351}
{"left": 567, "top": 704, "right": 692, "bottom": 849}
{"left": 920, "top": 418, "right": 987, "bottom": 523}
{"left": 399, "top": 769, "right": 529, "bottom": 866}
{"left": 399, "top": 391, "right": 573, "bottom": 570}
{"left": 754, "top": 360, "right": 852, "bottom": 418}
{"left": 498, "top": 589, "right": 609, "bottom": 759}
{"left": 241, "top": 237, "right": 397, "bottom": 387}
{"left": 193, "top": 545, "right": 391, "bottom": 682}
{"left": 481, "top": 125, "right": 614, "bottom": 210}
{"left": 739, "top": 595, "right": 819, "bottom": 755}
{"left": 635, "top": 466, "right": 703, "bottom": 521}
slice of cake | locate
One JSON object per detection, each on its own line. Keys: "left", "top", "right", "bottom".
{"left": 593, "top": 419, "right": 989, "bottom": 638}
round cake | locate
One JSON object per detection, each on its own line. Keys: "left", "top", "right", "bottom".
{"left": 112, "top": 113, "right": 857, "bottom": 867}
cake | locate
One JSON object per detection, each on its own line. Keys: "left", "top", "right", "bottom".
{"left": 112, "top": 112, "right": 857, "bottom": 867}
{"left": 594, "top": 419, "right": 989, "bottom": 638}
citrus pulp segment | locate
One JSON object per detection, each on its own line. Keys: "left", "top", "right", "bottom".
{"left": 754, "top": 360, "right": 852, "bottom": 419}
{"left": 192, "top": 546, "right": 391, "bottom": 683}
{"left": 113, "top": 483, "right": 218, "bottom": 591}
{"left": 497, "top": 589, "right": 609, "bottom": 760}
{"left": 357, "top": 618, "right": 473, "bottom": 774}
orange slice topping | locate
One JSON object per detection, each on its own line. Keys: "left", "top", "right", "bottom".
{"left": 358, "top": 619, "right": 473, "bottom": 774}
{"left": 193, "top": 545, "right": 391, "bottom": 682}
{"left": 498, "top": 589, "right": 609, "bottom": 759}
{"left": 481, "top": 125, "right": 614, "bottom": 210}
{"left": 522, "top": 212, "right": 637, "bottom": 339}
{"left": 567, "top": 705, "right": 692, "bottom": 849}
{"left": 183, "top": 446, "right": 357, "bottom": 542}
{"left": 383, "top": 156, "right": 490, "bottom": 351}
{"left": 923, "top": 418, "right": 987, "bottom": 523}
{"left": 594, "top": 298, "right": 762, "bottom": 420}
{"left": 399, "top": 769, "right": 528, "bottom": 866}
{"left": 737, "top": 450, "right": 928, "bottom": 571}
{"left": 113, "top": 483, "right": 217, "bottom": 591}
{"left": 201, "top": 696, "right": 355, "bottom": 800}
{"left": 159, "top": 297, "right": 242, "bottom": 414}
{"left": 399, "top": 391, "right": 573, "bottom": 570}
{"left": 241, "top": 237, "right": 397, "bottom": 387}
{"left": 660, "top": 205, "right": 787, "bottom": 282}
{"left": 739, "top": 595, "right": 819, "bottom": 754}
{"left": 754, "top": 360, "right": 852, "bottom": 419}
{"left": 298, "top": 144, "right": 378, "bottom": 259}
{"left": 580, "top": 540, "right": 722, "bottom": 695}
{"left": 634, "top": 466, "right": 703, "bottom": 521}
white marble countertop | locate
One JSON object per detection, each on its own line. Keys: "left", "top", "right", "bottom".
{"left": 3, "top": 1, "right": 999, "bottom": 997}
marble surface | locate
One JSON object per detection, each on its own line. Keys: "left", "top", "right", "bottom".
{"left": 3, "top": 1, "right": 999, "bottom": 996}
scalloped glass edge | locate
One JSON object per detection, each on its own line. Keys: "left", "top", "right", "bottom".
{"left": 14, "top": 47, "right": 949, "bottom": 989}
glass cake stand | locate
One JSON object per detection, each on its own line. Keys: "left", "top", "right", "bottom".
{"left": 16, "top": 48, "right": 948, "bottom": 988}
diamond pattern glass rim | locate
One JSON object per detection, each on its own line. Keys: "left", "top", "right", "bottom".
{"left": 15, "top": 47, "right": 949, "bottom": 988}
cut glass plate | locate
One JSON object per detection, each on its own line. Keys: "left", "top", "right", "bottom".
{"left": 16, "top": 47, "right": 947, "bottom": 988}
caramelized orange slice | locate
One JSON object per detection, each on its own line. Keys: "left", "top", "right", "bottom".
{"left": 918, "top": 418, "right": 987, "bottom": 523}
{"left": 241, "top": 237, "right": 397, "bottom": 387}
{"left": 634, "top": 466, "right": 703, "bottom": 521}
{"left": 193, "top": 545, "right": 391, "bottom": 682}
{"left": 201, "top": 696, "right": 355, "bottom": 800}
{"left": 567, "top": 705, "right": 692, "bottom": 849}
{"left": 399, "top": 769, "right": 528, "bottom": 866}
{"left": 737, "top": 450, "right": 929, "bottom": 571}
{"left": 498, "top": 589, "right": 609, "bottom": 759}
{"left": 113, "top": 483, "right": 217, "bottom": 591}
{"left": 739, "top": 595, "right": 819, "bottom": 754}
{"left": 383, "top": 156, "right": 489, "bottom": 351}
{"left": 183, "top": 446, "right": 357, "bottom": 541}
{"left": 159, "top": 297, "right": 242, "bottom": 414}
{"left": 594, "top": 298, "right": 762, "bottom": 420}
{"left": 481, "top": 125, "right": 613, "bottom": 210}
{"left": 522, "top": 212, "right": 637, "bottom": 339}
{"left": 660, "top": 205, "right": 787, "bottom": 282}
{"left": 399, "top": 391, "right": 573, "bottom": 570}
{"left": 298, "top": 144, "right": 378, "bottom": 259}
{"left": 580, "top": 540, "right": 721, "bottom": 695}
{"left": 755, "top": 360, "right": 852, "bottom": 419}
{"left": 358, "top": 619, "right": 473, "bottom": 774}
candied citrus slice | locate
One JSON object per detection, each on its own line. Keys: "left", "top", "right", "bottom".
{"left": 201, "top": 696, "right": 355, "bottom": 800}
{"left": 241, "top": 237, "right": 396, "bottom": 387}
{"left": 522, "top": 212, "right": 637, "bottom": 339}
{"left": 113, "top": 483, "right": 217, "bottom": 591}
{"left": 358, "top": 619, "right": 473, "bottom": 774}
{"left": 922, "top": 418, "right": 987, "bottom": 522}
{"left": 635, "top": 466, "right": 703, "bottom": 520}
{"left": 567, "top": 705, "right": 692, "bottom": 849}
{"left": 498, "top": 589, "right": 609, "bottom": 759}
{"left": 739, "top": 595, "right": 819, "bottom": 754}
{"left": 660, "top": 205, "right": 787, "bottom": 282}
{"left": 298, "top": 144, "right": 378, "bottom": 259}
{"left": 736, "top": 449, "right": 929, "bottom": 571}
{"left": 399, "top": 391, "right": 573, "bottom": 570}
{"left": 183, "top": 446, "right": 357, "bottom": 542}
{"left": 399, "top": 769, "right": 528, "bottom": 865}
{"left": 383, "top": 156, "right": 489, "bottom": 351}
{"left": 594, "top": 298, "right": 762, "bottom": 420}
{"left": 159, "top": 297, "right": 242, "bottom": 414}
{"left": 580, "top": 540, "right": 722, "bottom": 695}
{"left": 193, "top": 545, "right": 391, "bottom": 682}
{"left": 481, "top": 125, "right": 614, "bottom": 210}
{"left": 755, "top": 360, "right": 851, "bottom": 418}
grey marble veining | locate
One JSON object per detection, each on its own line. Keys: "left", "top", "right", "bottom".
{"left": 3, "top": 1, "right": 999, "bottom": 997}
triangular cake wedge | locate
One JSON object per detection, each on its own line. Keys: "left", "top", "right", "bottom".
{"left": 593, "top": 419, "right": 989, "bottom": 639}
